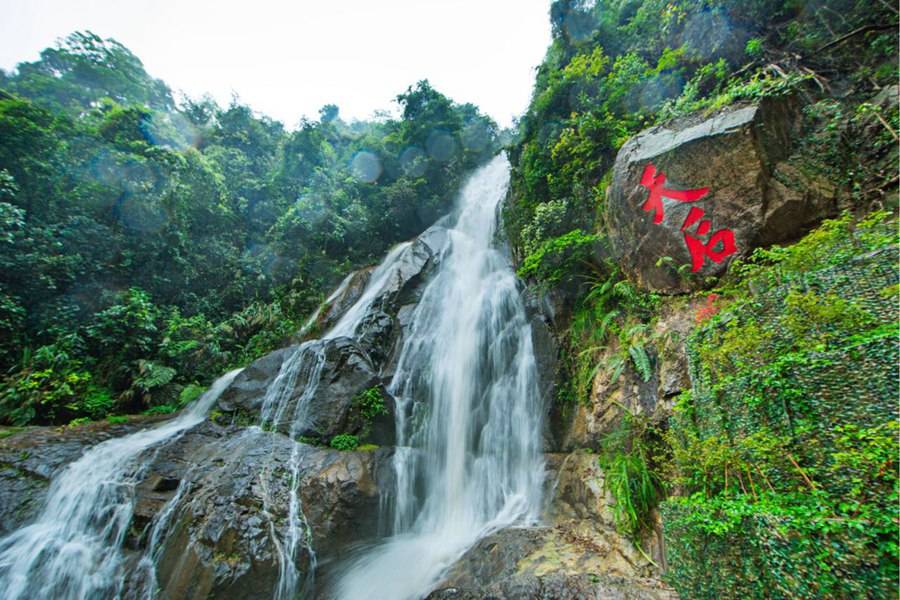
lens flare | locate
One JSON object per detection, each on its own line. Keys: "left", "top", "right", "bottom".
{"left": 461, "top": 121, "right": 491, "bottom": 152}
{"left": 682, "top": 10, "right": 747, "bottom": 63}
{"left": 564, "top": 10, "right": 595, "bottom": 43}
{"left": 115, "top": 194, "right": 167, "bottom": 233}
{"left": 399, "top": 146, "right": 427, "bottom": 177}
{"left": 351, "top": 151, "right": 382, "bottom": 183}
{"left": 426, "top": 130, "right": 457, "bottom": 163}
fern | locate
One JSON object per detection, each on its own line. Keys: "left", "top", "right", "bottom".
{"left": 598, "top": 413, "right": 664, "bottom": 541}
{"left": 133, "top": 359, "right": 176, "bottom": 391}
{"left": 607, "top": 354, "right": 628, "bottom": 384}
{"left": 597, "top": 309, "right": 620, "bottom": 342}
{"left": 628, "top": 344, "right": 653, "bottom": 382}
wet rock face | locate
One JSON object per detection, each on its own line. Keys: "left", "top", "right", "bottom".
{"left": 216, "top": 338, "right": 383, "bottom": 443}
{"left": 559, "top": 301, "right": 696, "bottom": 452}
{"left": 124, "top": 423, "right": 393, "bottom": 600}
{"left": 0, "top": 418, "right": 170, "bottom": 536}
{"left": 428, "top": 571, "right": 676, "bottom": 600}
{"left": 317, "top": 268, "right": 373, "bottom": 333}
{"left": 607, "top": 96, "right": 837, "bottom": 293}
{"left": 427, "top": 568, "right": 678, "bottom": 600}
{"left": 428, "top": 452, "right": 676, "bottom": 600}
{"left": 521, "top": 287, "right": 562, "bottom": 453}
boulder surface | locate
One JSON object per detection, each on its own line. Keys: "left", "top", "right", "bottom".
{"left": 607, "top": 97, "right": 837, "bottom": 292}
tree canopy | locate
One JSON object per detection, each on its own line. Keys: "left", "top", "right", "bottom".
{"left": 0, "top": 32, "right": 499, "bottom": 425}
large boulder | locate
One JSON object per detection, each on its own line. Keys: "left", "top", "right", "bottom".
{"left": 350, "top": 225, "right": 450, "bottom": 369}
{"left": 126, "top": 422, "right": 393, "bottom": 600}
{"left": 607, "top": 97, "right": 838, "bottom": 293}
{"left": 427, "top": 452, "right": 675, "bottom": 600}
{"left": 301, "top": 224, "right": 450, "bottom": 377}
{"left": 216, "top": 338, "right": 388, "bottom": 443}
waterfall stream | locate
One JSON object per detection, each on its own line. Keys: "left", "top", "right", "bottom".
{"left": 331, "top": 154, "right": 544, "bottom": 599}
{"left": 258, "top": 236, "right": 422, "bottom": 600}
{"left": 0, "top": 154, "right": 543, "bottom": 600}
{"left": 0, "top": 369, "right": 242, "bottom": 600}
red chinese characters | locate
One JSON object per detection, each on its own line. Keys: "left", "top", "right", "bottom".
{"left": 680, "top": 206, "right": 736, "bottom": 273}
{"left": 637, "top": 162, "right": 737, "bottom": 272}
{"left": 639, "top": 163, "right": 709, "bottom": 224}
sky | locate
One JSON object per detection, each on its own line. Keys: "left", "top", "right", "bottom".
{"left": 0, "top": 0, "right": 553, "bottom": 128}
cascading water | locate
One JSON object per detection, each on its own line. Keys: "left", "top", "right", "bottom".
{"left": 331, "top": 154, "right": 545, "bottom": 600}
{"left": 0, "top": 368, "right": 242, "bottom": 600}
{"left": 259, "top": 238, "right": 419, "bottom": 600}
{"left": 0, "top": 154, "right": 542, "bottom": 600}
{"left": 258, "top": 341, "right": 326, "bottom": 600}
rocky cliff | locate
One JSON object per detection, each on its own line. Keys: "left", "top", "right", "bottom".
{"left": 1, "top": 86, "right": 895, "bottom": 600}
{"left": 0, "top": 214, "right": 675, "bottom": 599}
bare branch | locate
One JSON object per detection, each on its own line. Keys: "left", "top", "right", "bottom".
{"left": 814, "top": 23, "right": 898, "bottom": 54}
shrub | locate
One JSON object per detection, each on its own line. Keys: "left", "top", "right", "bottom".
{"left": 598, "top": 412, "right": 666, "bottom": 542}
{"left": 518, "top": 229, "right": 599, "bottom": 285}
{"left": 353, "top": 386, "right": 387, "bottom": 422}
{"left": 329, "top": 433, "right": 359, "bottom": 451}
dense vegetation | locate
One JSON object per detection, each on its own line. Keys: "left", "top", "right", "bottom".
{"left": 507, "top": 0, "right": 897, "bottom": 269}
{"left": 506, "top": 0, "right": 898, "bottom": 596}
{"left": 0, "top": 31, "right": 499, "bottom": 425}
{"left": 663, "top": 211, "right": 897, "bottom": 597}
{"left": 508, "top": 0, "right": 897, "bottom": 431}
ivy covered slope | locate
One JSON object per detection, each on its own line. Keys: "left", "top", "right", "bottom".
{"left": 507, "top": 1, "right": 897, "bottom": 598}
{"left": 0, "top": 32, "right": 499, "bottom": 426}
{"left": 665, "top": 212, "right": 897, "bottom": 598}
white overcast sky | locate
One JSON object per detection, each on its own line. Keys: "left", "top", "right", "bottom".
{"left": 0, "top": 0, "right": 552, "bottom": 128}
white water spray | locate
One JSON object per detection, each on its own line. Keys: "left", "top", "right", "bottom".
{"left": 332, "top": 154, "right": 545, "bottom": 600}
{"left": 261, "top": 237, "right": 420, "bottom": 600}
{"left": 0, "top": 155, "right": 543, "bottom": 600}
{"left": 0, "top": 368, "right": 242, "bottom": 600}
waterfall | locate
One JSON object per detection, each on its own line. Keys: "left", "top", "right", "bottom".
{"left": 258, "top": 236, "right": 422, "bottom": 600}
{"left": 260, "top": 341, "right": 327, "bottom": 600}
{"left": 0, "top": 154, "right": 543, "bottom": 600}
{"left": 331, "top": 154, "right": 545, "bottom": 600}
{"left": 0, "top": 368, "right": 242, "bottom": 600}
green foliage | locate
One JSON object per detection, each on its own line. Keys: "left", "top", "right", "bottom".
{"left": 744, "top": 38, "right": 763, "bottom": 58}
{"left": 657, "top": 66, "right": 809, "bottom": 121}
{"left": 507, "top": 0, "right": 897, "bottom": 284}
{"left": 132, "top": 360, "right": 176, "bottom": 391}
{"left": 143, "top": 404, "right": 177, "bottom": 416}
{"left": 178, "top": 384, "right": 207, "bottom": 407}
{"left": 664, "top": 212, "right": 899, "bottom": 598}
{"left": 353, "top": 386, "right": 387, "bottom": 422}
{"left": 598, "top": 412, "right": 666, "bottom": 541}
{"left": 81, "top": 386, "right": 115, "bottom": 419}
{"left": 0, "top": 34, "right": 500, "bottom": 425}
{"left": 87, "top": 288, "right": 160, "bottom": 369}
{"left": 329, "top": 433, "right": 359, "bottom": 452}
{"left": 665, "top": 449, "right": 898, "bottom": 598}
{"left": 517, "top": 230, "right": 599, "bottom": 285}
{"left": 627, "top": 343, "right": 653, "bottom": 382}
{"left": 0, "top": 335, "right": 99, "bottom": 424}
{"left": 567, "top": 268, "right": 660, "bottom": 402}
{"left": 3, "top": 31, "right": 173, "bottom": 115}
